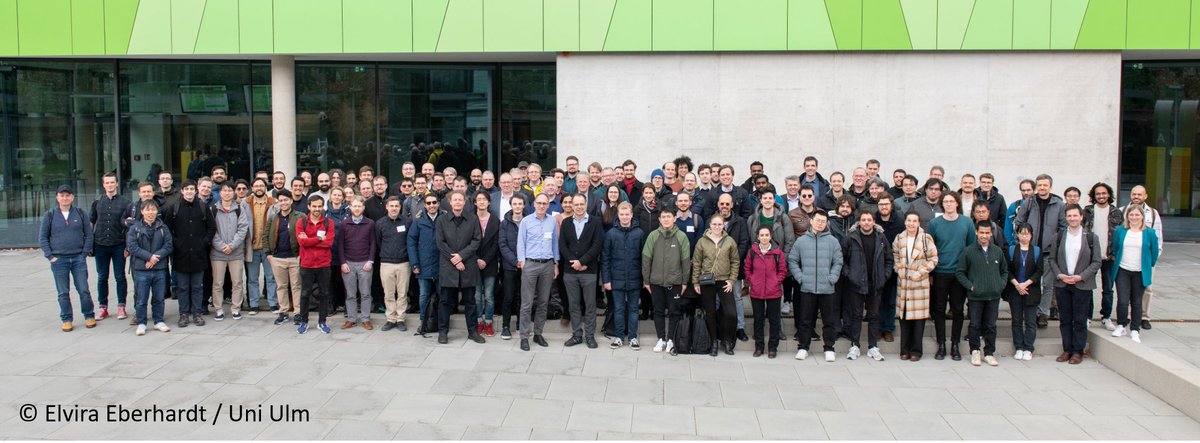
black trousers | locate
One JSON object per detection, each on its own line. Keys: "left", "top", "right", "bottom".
{"left": 649, "top": 285, "right": 680, "bottom": 340}
{"left": 930, "top": 273, "right": 966, "bottom": 344}
{"left": 329, "top": 263, "right": 346, "bottom": 310}
{"left": 782, "top": 278, "right": 800, "bottom": 304}
{"left": 1056, "top": 286, "right": 1090, "bottom": 355}
{"left": 700, "top": 284, "right": 737, "bottom": 344}
{"left": 967, "top": 298, "right": 999, "bottom": 355}
{"left": 797, "top": 292, "right": 839, "bottom": 352}
{"left": 751, "top": 298, "right": 782, "bottom": 352}
{"left": 299, "top": 267, "right": 331, "bottom": 323}
{"left": 440, "top": 286, "right": 477, "bottom": 334}
{"left": 1115, "top": 268, "right": 1147, "bottom": 330}
{"left": 844, "top": 290, "right": 881, "bottom": 348}
{"left": 501, "top": 269, "right": 522, "bottom": 329}
{"left": 899, "top": 319, "right": 926, "bottom": 357}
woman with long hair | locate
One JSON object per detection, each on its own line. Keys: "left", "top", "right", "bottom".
{"left": 1111, "top": 203, "right": 1161, "bottom": 343}
{"left": 893, "top": 212, "right": 938, "bottom": 361}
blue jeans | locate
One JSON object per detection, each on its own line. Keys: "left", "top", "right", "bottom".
{"left": 246, "top": 249, "right": 277, "bottom": 309}
{"left": 418, "top": 278, "right": 438, "bottom": 322}
{"left": 93, "top": 243, "right": 127, "bottom": 306}
{"left": 51, "top": 255, "right": 94, "bottom": 322}
{"left": 134, "top": 269, "right": 167, "bottom": 325}
{"left": 612, "top": 289, "right": 640, "bottom": 340}
{"left": 176, "top": 271, "right": 204, "bottom": 315}
{"left": 475, "top": 275, "right": 496, "bottom": 322}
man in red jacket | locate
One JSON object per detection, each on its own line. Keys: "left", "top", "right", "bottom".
{"left": 297, "top": 195, "right": 335, "bottom": 334}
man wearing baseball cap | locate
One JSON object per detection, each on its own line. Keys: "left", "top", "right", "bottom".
{"left": 39, "top": 184, "right": 96, "bottom": 332}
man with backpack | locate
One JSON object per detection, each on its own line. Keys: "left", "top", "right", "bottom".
{"left": 40, "top": 185, "right": 96, "bottom": 332}
{"left": 1047, "top": 204, "right": 1102, "bottom": 365}
{"left": 209, "top": 183, "right": 250, "bottom": 321}
{"left": 642, "top": 208, "right": 692, "bottom": 354}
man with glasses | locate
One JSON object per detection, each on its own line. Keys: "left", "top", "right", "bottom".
{"left": 516, "top": 193, "right": 559, "bottom": 351}
{"left": 408, "top": 193, "right": 443, "bottom": 335}
{"left": 245, "top": 178, "right": 278, "bottom": 315}
{"left": 912, "top": 179, "right": 947, "bottom": 228}
{"left": 406, "top": 176, "right": 429, "bottom": 219}
{"left": 156, "top": 171, "right": 180, "bottom": 214}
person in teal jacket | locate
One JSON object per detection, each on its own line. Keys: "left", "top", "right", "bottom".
{"left": 1110, "top": 203, "right": 1161, "bottom": 343}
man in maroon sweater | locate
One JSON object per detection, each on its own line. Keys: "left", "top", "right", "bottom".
{"left": 297, "top": 195, "right": 335, "bottom": 334}
{"left": 338, "top": 196, "right": 377, "bottom": 330}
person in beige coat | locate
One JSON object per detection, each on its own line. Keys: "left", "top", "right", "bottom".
{"left": 893, "top": 212, "right": 938, "bottom": 361}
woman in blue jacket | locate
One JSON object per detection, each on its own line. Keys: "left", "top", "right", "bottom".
{"left": 127, "top": 199, "right": 173, "bottom": 336}
{"left": 1110, "top": 203, "right": 1160, "bottom": 343}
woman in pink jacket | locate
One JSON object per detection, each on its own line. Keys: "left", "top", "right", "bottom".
{"left": 744, "top": 226, "right": 789, "bottom": 358}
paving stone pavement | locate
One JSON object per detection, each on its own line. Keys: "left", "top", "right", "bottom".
{"left": 2, "top": 247, "right": 1200, "bottom": 440}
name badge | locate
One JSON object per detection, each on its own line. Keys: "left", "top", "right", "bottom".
{"left": 543, "top": 232, "right": 553, "bottom": 239}
{"left": 316, "top": 230, "right": 326, "bottom": 237}
{"left": 686, "top": 225, "right": 695, "bottom": 233}
{"left": 397, "top": 226, "right": 406, "bottom": 233}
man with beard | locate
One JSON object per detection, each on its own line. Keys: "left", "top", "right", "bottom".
{"left": 245, "top": 178, "right": 278, "bottom": 314}
{"left": 911, "top": 178, "right": 947, "bottom": 228}
{"left": 478, "top": 170, "right": 497, "bottom": 195}
{"left": 1085, "top": 182, "right": 1122, "bottom": 329}
{"left": 712, "top": 165, "right": 752, "bottom": 219}
{"left": 210, "top": 164, "right": 228, "bottom": 187}
{"left": 715, "top": 193, "right": 753, "bottom": 342}
{"left": 365, "top": 176, "right": 389, "bottom": 221}
{"left": 562, "top": 156, "right": 581, "bottom": 195}
{"left": 311, "top": 173, "right": 332, "bottom": 204}
{"left": 290, "top": 178, "right": 309, "bottom": 214}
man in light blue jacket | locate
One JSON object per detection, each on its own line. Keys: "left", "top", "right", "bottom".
{"left": 788, "top": 210, "right": 843, "bottom": 362}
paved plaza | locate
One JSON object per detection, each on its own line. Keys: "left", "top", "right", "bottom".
{"left": 2, "top": 246, "right": 1200, "bottom": 440}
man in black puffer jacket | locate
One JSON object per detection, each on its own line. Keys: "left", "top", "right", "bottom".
{"left": 841, "top": 211, "right": 894, "bottom": 362}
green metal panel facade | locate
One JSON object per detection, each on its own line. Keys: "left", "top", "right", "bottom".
{"left": 1, "top": 0, "right": 1199, "bottom": 56}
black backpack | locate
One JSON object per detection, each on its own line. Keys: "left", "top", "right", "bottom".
{"left": 672, "top": 308, "right": 712, "bottom": 354}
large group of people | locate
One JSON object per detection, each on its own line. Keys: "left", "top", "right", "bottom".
{"left": 40, "top": 154, "right": 1163, "bottom": 365}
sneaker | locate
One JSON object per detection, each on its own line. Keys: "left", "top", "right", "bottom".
{"left": 248, "top": 308, "right": 258, "bottom": 316}
{"left": 1131, "top": 330, "right": 1141, "bottom": 343}
{"left": 665, "top": 340, "right": 675, "bottom": 354}
{"left": 381, "top": 321, "right": 396, "bottom": 331}
{"left": 781, "top": 302, "right": 792, "bottom": 315}
{"left": 795, "top": 349, "right": 809, "bottom": 360}
{"left": 271, "top": 307, "right": 283, "bottom": 314}
{"left": 847, "top": 345, "right": 860, "bottom": 360}
{"left": 192, "top": 314, "right": 206, "bottom": 326}
{"left": 654, "top": 339, "right": 667, "bottom": 353}
{"left": 1014, "top": 350, "right": 1025, "bottom": 361}
{"left": 824, "top": 351, "right": 836, "bottom": 362}
{"left": 971, "top": 350, "right": 982, "bottom": 366}
{"left": 501, "top": 326, "right": 512, "bottom": 340}
{"left": 274, "top": 314, "right": 288, "bottom": 325}
{"left": 136, "top": 324, "right": 147, "bottom": 336}
{"left": 984, "top": 355, "right": 999, "bottom": 366}
{"left": 154, "top": 322, "right": 171, "bottom": 333}
{"left": 116, "top": 305, "right": 128, "bottom": 320}
{"left": 293, "top": 315, "right": 302, "bottom": 326}
{"left": 485, "top": 322, "right": 495, "bottom": 337}
{"left": 1102, "top": 318, "right": 1115, "bottom": 331}
{"left": 297, "top": 322, "right": 308, "bottom": 334}
{"left": 1112, "top": 325, "right": 1127, "bottom": 337}
{"left": 318, "top": 323, "right": 331, "bottom": 334}
{"left": 476, "top": 323, "right": 485, "bottom": 336}
{"left": 396, "top": 321, "right": 408, "bottom": 332}
{"left": 867, "top": 347, "right": 884, "bottom": 361}
{"left": 96, "top": 306, "right": 109, "bottom": 320}
{"left": 630, "top": 338, "right": 640, "bottom": 350}
{"left": 231, "top": 311, "right": 242, "bottom": 320}
{"left": 1023, "top": 351, "right": 1033, "bottom": 361}
{"left": 178, "top": 315, "right": 190, "bottom": 328}
{"left": 61, "top": 322, "right": 73, "bottom": 332}
{"left": 610, "top": 338, "right": 623, "bottom": 349}
{"left": 214, "top": 310, "right": 225, "bottom": 321}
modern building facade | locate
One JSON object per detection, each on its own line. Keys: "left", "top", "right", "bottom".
{"left": 1, "top": 0, "right": 1198, "bottom": 246}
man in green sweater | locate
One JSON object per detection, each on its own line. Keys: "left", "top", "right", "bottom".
{"left": 956, "top": 220, "right": 1009, "bottom": 367}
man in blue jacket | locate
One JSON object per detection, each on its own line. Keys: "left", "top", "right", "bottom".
{"left": 40, "top": 185, "right": 95, "bottom": 332}
{"left": 408, "top": 193, "right": 442, "bottom": 334}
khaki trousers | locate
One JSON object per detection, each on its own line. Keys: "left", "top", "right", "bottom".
{"left": 380, "top": 262, "right": 411, "bottom": 322}
{"left": 270, "top": 256, "right": 302, "bottom": 314}
{"left": 211, "top": 259, "right": 244, "bottom": 313}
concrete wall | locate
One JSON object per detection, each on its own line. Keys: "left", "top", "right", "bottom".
{"left": 557, "top": 52, "right": 1121, "bottom": 200}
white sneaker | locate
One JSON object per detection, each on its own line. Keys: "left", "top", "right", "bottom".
{"left": 795, "top": 349, "right": 808, "bottom": 360}
{"left": 1102, "top": 318, "right": 1115, "bottom": 331}
{"left": 135, "top": 324, "right": 146, "bottom": 336}
{"left": 665, "top": 340, "right": 675, "bottom": 354}
{"left": 970, "top": 350, "right": 982, "bottom": 366}
{"left": 1131, "top": 330, "right": 1141, "bottom": 343}
{"left": 824, "top": 351, "right": 836, "bottom": 362}
{"left": 867, "top": 347, "right": 884, "bottom": 361}
{"left": 1112, "top": 325, "right": 1127, "bottom": 337}
{"left": 781, "top": 302, "right": 792, "bottom": 315}
{"left": 630, "top": 338, "right": 640, "bottom": 350}
{"left": 1086, "top": 319, "right": 1091, "bottom": 329}
{"left": 1023, "top": 351, "right": 1033, "bottom": 361}
{"left": 610, "top": 338, "right": 623, "bottom": 349}
{"left": 1014, "top": 350, "right": 1025, "bottom": 360}
{"left": 154, "top": 322, "right": 170, "bottom": 333}
{"left": 653, "top": 339, "right": 666, "bottom": 353}
{"left": 984, "top": 355, "right": 999, "bottom": 366}
{"left": 846, "top": 345, "right": 860, "bottom": 360}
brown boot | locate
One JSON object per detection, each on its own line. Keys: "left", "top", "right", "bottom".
{"left": 1055, "top": 352, "right": 1071, "bottom": 363}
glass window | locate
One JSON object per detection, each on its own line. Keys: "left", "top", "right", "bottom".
{"left": 0, "top": 60, "right": 116, "bottom": 246}
{"left": 500, "top": 66, "right": 556, "bottom": 173}
{"left": 379, "top": 65, "right": 493, "bottom": 183}
{"left": 295, "top": 64, "right": 377, "bottom": 178}
{"left": 119, "top": 62, "right": 254, "bottom": 187}
{"left": 1122, "top": 61, "right": 1200, "bottom": 218}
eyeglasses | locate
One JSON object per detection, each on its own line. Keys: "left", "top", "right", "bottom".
{"left": 801, "top": 194, "right": 813, "bottom": 198}
{"left": 425, "top": 201, "right": 438, "bottom": 205}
